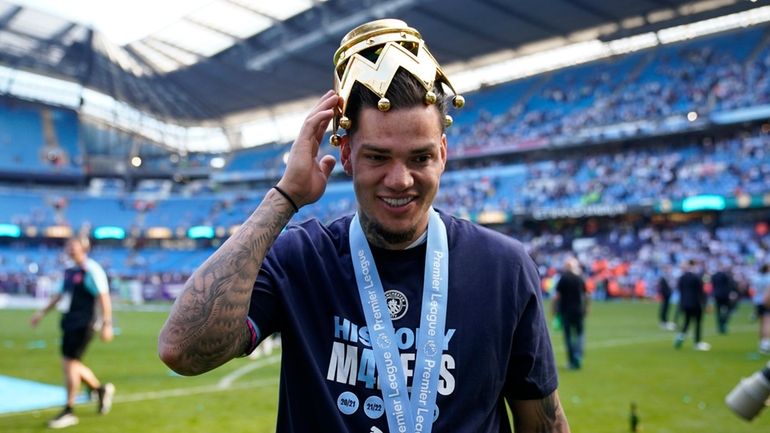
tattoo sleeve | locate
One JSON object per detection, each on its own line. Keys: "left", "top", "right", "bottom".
{"left": 510, "top": 391, "right": 571, "bottom": 433}
{"left": 158, "top": 189, "right": 295, "bottom": 375}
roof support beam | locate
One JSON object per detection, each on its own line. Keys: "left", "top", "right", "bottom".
{"left": 147, "top": 37, "right": 204, "bottom": 61}
{"left": 413, "top": 5, "right": 518, "bottom": 50}
{"left": 47, "top": 23, "right": 78, "bottom": 42}
{"left": 478, "top": 0, "right": 564, "bottom": 37}
{"left": 565, "top": 0, "right": 619, "bottom": 23}
{"left": 0, "top": 5, "right": 21, "bottom": 28}
{"left": 646, "top": 0, "right": 679, "bottom": 9}
{"left": 224, "top": 0, "right": 278, "bottom": 23}
{"left": 245, "top": 0, "right": 420, "bottom": 71}
{"left": 183, "top": 17, "right": 241, "bottom": 41}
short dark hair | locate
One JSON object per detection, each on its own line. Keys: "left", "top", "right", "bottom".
{"left": 345, "top": 68, "right": 447, "bottom": 136}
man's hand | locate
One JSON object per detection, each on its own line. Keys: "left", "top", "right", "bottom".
{"left": 101, "top": 323, "right": 114, "bottom": 342}
{"left": 276, "top": 90, "right": 340, "bottom": 209}
{"left": 29, "top": 311, "right": 44, "bottom": 327}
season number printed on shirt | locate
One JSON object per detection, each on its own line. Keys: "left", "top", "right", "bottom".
{"left": 337, "top": 391, "right": 359, "bottom": 415}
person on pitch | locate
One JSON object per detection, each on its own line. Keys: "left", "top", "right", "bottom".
{"left": 30, "top": 237, "right": 116, "bottom": 429}
{"left": 552, "top": 257, "right": 588, "bottom": 370}
{"left": 159, "top": 19, "right": 570, "bottom": 433}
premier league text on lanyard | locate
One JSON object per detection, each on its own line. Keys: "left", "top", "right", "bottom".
{"left": 349, "top": 208, "right": 449, "bottom": 433}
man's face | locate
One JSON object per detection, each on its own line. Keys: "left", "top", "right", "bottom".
{"left": 66, "top": 239, "right": 86, "bottom": 263}
{"left": 341, "top": 104, "right": 446, "bottom": 249}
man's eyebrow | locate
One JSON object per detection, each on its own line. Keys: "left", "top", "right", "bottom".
{"left": 409, "top": 145, "right": 438, "bottom": 154}
{"left": 358, "top": 144, "right": 437, "bottom": 154}
{"left": 358, "top": 144, "right": 390, "bottom": 154}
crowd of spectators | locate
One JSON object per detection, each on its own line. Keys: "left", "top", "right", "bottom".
{"left": 211, "top": 26, "right": 770, "bottom": 181}
{"left": 402, "top": 128, "right": 770, "bottom": 218}
{"left": 444, "top": 26, "right": 770, "bottom": 156}
{"left": 2, "top": 122, "right": 770, "bottom": 303}
{"left": 2, "top": 217, "right": 768, "bottom": 308}
{"left": 526, "top": 220, "right": 770, "bottom": 302}
{"left": 3, "top": 25, "right": 770, "bottom": 306}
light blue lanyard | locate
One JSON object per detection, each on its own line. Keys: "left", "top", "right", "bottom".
{"left": 349, "top": 208, "right": 449, "bottom": 433}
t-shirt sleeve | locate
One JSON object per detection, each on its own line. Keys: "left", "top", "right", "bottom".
{"left": 84, "top": 259, "right": 110, "bottom": 296}
{"left": 504, "top": 255, "right": 559, "bottom": 401}
{"left": 247, "top": 246, "right": 284, "bottom": 347}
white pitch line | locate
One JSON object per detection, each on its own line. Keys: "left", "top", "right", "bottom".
{"left": 218, "top": 354, "right": 281, "bottom": 389}
{"left": 117, "top": 376, "right": 280, "bottom": 404}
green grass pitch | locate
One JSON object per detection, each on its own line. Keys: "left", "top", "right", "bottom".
{"left": 1, "top": 301, "right": 769, "bottom": 432}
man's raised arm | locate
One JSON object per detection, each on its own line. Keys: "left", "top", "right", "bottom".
{"left": 157, "top": 91, "right": 339, "bottom": 375}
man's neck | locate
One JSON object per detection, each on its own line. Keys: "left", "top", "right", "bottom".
{"left": 403, "top": 230, "right": 427, "bottom": 249}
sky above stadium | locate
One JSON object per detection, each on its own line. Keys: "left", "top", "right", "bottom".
{"left": 11, "top": 0, "right": 210, "bottom": 44}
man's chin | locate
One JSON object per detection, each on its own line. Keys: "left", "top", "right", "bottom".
{"left": 370, "top": 220, "right": 416, "bottom": 246}
{"left": 378, "top": 228, "right": 416, "bottom": 246}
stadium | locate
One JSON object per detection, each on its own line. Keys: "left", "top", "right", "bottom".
{"left": 2, "top": 0, "right": 770, "bottom": 431}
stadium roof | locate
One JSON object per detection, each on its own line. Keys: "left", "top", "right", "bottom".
{"left": 0, "top": 0, "right": 763, "bottom": 123}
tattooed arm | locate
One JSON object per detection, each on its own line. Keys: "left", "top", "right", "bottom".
{"left": 158, "top": 90, "right": 340, "bottom": 376}
{"left": 510, "top": 391, "right": 571, "bottom": 433}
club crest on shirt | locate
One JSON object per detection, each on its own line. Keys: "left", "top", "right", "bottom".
{"left": 384, "top": 289, "right": 408, "bottom": 320}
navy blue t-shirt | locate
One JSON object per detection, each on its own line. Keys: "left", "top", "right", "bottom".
{"left": 249, "top": 211, "right": 558, "bottom": 433}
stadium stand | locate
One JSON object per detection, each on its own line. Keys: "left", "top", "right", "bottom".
{"left": 0, "top": 100, "right": 81, "bottom": 175}
{"left": 0, "top": 15, "right": 769, "bottom": 306}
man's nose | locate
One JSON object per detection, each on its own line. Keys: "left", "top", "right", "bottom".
{"left": 383, "top": 162, "right": 414, "bottom": 191}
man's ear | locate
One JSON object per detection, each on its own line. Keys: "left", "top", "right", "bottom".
{"left": 440, "top": 133, "right": 448, "bottom": 171}
{"left": 340, "top": 135, "right": 352, "bottom": 176}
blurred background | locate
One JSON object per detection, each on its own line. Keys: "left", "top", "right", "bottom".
{"left": 1, "top": 0, "right": 770, "bottom": 431}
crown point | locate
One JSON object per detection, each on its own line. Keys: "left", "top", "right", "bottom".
{"left": 444, "top": 115, "right": 453, "bottom": 128}
{"left": 339, "top": 116, "right": 352, "bottom": 130}
{"left": 378, "top": 97, "right": 391, "bottom": 112}
{"left": 452, "top": 95, "right": 465, "bottom": 109}
{"left": 424, "top": 91, "right": 437, "bottom": 105}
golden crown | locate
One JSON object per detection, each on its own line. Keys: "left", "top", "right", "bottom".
{"left": 330, "top": 19, "right": 464, "bottom": 146}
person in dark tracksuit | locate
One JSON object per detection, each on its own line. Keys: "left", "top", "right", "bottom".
{"left": 674, "top": 259, "right": 710, "bottom": 351}
{"left": 711, "top": 269, "right": 737, "bottom": 334}
{"left": 553, "top": 257, "right": 588, "bottom": 369}
{"left": 657, "top": 273, "right": 675, "bottom": 330}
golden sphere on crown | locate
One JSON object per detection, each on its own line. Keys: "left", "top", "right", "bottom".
{"left": 378, "top": 97, "right": 391, "bottom": 112}
{"left": 452, "top": 95, "right": 465, "bottom": 109}
{"left": 339, "top": 116, "right": 352, "bottom": 130}
{"left": 424, "top": 91, "right": 437, "bottom": 105}
{"left": 330, "top": 134, "right": 341, "bottom": 147}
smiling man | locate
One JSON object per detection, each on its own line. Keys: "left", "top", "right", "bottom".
{"left": 159, "top": 19, "right": 570, "bottom": 433}
{"left": 341, "top": 102, "right": 445, "bottom": 249}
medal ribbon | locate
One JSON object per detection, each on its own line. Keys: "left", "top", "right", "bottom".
{"left": 349, "top": 208, "right": 449, "bottom": 433}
